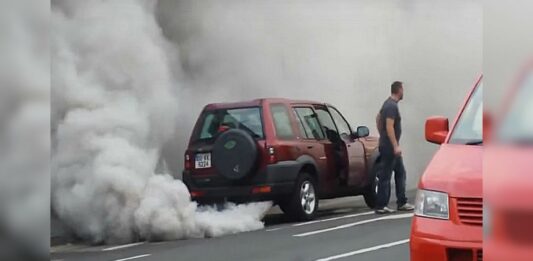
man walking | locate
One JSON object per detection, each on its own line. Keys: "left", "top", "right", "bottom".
{"left": 374, "top": 81, "right": 414, "bottom": 214}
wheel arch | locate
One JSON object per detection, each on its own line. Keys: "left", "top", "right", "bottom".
{"left": 295, "top": 155, "right": 320, "bottom": 183}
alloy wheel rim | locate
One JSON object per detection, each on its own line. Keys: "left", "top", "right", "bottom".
{"left": 300, "top": 181, "right": 316, "bottom": 215}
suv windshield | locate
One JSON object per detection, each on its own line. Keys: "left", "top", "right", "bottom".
{"left": 449, "top": 81, "right": 483, "bottom": 145}
{"left": 193, "top": 107, "right": 264, "bottom": 142}
{"left": 498, "top": 73, "right": 533, "bottom": 144}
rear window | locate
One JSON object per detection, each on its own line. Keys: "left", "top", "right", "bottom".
{"left": 271, "top": 104, "right": 295, "bottom": 139}
{"left": 194, "top": 107, "right": 264, "bottom": 141}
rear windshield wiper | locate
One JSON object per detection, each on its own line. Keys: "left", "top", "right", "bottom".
{"left": 465, "top": 140, "right": 483, "bottom": 145}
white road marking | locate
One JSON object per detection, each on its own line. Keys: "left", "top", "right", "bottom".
{"left": 315, "top": 239, "right": 410, "bottom": 261}
{"left": 266, "top": 227, "right": 282, "bottom": 232}
{"left": 266, "top": 211, "right": 374, "bottom": 232}
{"left": 103, "top": 242, "right": 145, "bottom": 251}
{"left": 293, "top": 211, "right": 374, "bottom": 227}
{"left": 114, "top": 254, "right": 151, "bottom": 261}
{"left": 293, "top": 213, "right": 413, "bottom": 237}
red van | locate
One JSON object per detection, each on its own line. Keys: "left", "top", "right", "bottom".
{"left": 485, "top": 62, "right": 533, "bottom": 261}
{"left": 410, "top": 76, "right": 483, "bottom": 261}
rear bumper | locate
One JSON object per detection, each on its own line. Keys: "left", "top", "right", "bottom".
{"left": 183, "top": 161, "right": 300, "bottom": 203}
{"left": 410, "top": 216, "right": 482, "bottom": 261}
{"left": 186, "top": 182, "right": 294, "bottom": 204}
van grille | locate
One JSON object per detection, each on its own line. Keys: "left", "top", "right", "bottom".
{"left": 476, "top": 249, "right": 483, "bottom": 261}
{"left": 503, "top": 211, "right": 533, "bottom": 245}
{"left": 456, "top": 198, "right": 483, "bottom": 226}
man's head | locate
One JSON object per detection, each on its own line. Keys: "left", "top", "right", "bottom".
{"left": 391, "top": 81, "right": 404, "bottom": 101}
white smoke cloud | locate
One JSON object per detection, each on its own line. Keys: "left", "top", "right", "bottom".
{"left": 135, "top": 175, "right": 270, "bottom": 240}
{"left": 0, "top": 0, "right": 50, "bottom": 259}
{"left": 52, "top": 0, "right": 270, "bottom": 245}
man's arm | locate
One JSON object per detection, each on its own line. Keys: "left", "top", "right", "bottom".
{"left": 386, "top": 118, "right": 401, "bottom": 155}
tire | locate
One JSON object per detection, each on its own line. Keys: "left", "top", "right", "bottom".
{"left": 363, "top": 160, "right": 380, "bottom": 209}
{"left": 212, "top": 129, "right": 258, "bottom": 180}
{"left": 280, "top": 173, "right": 318, "bottom": 221}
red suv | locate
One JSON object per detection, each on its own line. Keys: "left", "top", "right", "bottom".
{"left": 183, "top": 98, "right": 380, "bottom": 220}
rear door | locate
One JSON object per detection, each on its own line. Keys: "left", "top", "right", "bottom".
{"left": 291, "top": 106, "right": 332, "bottom": 192}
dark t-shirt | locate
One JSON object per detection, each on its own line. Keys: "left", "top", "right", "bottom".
{"left": 378, "top": 97, "right": 402, "bottom": 155}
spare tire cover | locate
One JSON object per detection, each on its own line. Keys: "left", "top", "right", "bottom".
{"left": 212, "top": 129, "right": 258, "bottom": 180}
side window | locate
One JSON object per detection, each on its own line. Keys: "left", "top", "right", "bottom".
{"left": 329, "top": 107, "right": 352, "bottom": 138}
{"left": 271, "top": 104, "right": 295, "bottom": 139}
{"left": 294, "top": 110, "right": 308, "bottom": 138}
{"left": 294, "top": 107, "right": 325, "bottom": 139}
{"left": 315, "top": 107, "right": 339, "bottom": 140}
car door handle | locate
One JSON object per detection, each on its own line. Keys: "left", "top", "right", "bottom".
{"left": 307, "top": 145, "right": 314, "bottom": 149}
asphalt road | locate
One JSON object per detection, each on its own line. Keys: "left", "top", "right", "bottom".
{"left": 51, "top": 191, "right": 415, "bottom": 261}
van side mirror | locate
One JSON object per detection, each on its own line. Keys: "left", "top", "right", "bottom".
{"left": 353, "top": 126, "right": 370, "bottom": 139}
{"left": 425, "top": 116, "right": 449, "bottom": 144}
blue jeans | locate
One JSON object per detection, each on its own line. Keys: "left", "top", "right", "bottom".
{"left": 375, "top": 154, "right": 408, "bottom": 209}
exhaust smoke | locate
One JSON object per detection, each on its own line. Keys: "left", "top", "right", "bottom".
{"left": 0, "top": 0, "right": 50, "bottom": 259}
{"left": 52, "top": 0, "right": 270, "bottom": 244}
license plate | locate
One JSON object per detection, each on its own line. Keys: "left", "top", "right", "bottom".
{"left": 195, "top": 153, "right": 211, "bottom": 169}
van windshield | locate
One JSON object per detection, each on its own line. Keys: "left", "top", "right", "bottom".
{"left": 449, "top": 81, "right": 483, "bottom": 145}
{"left": 193, "top": 107, "right": 264, "bottom": 142}
{"left": 498, "top": 73, "right": 533, "bottom": 144}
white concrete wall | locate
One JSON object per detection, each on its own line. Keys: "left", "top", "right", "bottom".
{"left": 157, "top": 0, "right": 482, "bottom": 189}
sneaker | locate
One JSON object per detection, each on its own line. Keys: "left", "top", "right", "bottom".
{"left": 398, "top": 203, "right": 415, "bottom": 211}
{"left": 375, "top": 206, "right": 396, "bottom": 214}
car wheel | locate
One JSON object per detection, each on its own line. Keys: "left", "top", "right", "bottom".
{"left": 363, "top": 161, "right": 380, "bottom": 209}
{"left": 281, "top": 173, "right": 318, "bottom": 221}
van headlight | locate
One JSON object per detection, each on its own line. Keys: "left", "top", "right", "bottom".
{"left": 414, "top": 189, "right": 449, "bottom": 220}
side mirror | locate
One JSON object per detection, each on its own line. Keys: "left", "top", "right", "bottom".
{"left": 353, "top": 126, "right": 370, "bottom": 139}
{"left": 425, "top": 116, "right": 449, "bottom": 144}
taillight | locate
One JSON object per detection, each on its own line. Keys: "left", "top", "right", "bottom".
{"left": 252, "top": 186, "right": 272, "bottom": 194}
{"left": 267, "top": 146, "right": 277, "bottom": 164}
{"left": 185, "top": 153, "right": 193, "bottom": 170}
{"left": 190, "top": 191, "right": 205, "bottom": 198}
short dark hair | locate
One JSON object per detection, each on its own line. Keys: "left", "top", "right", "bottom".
{"left": 391, "top": 81, "right": 403, "bottom": 94}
